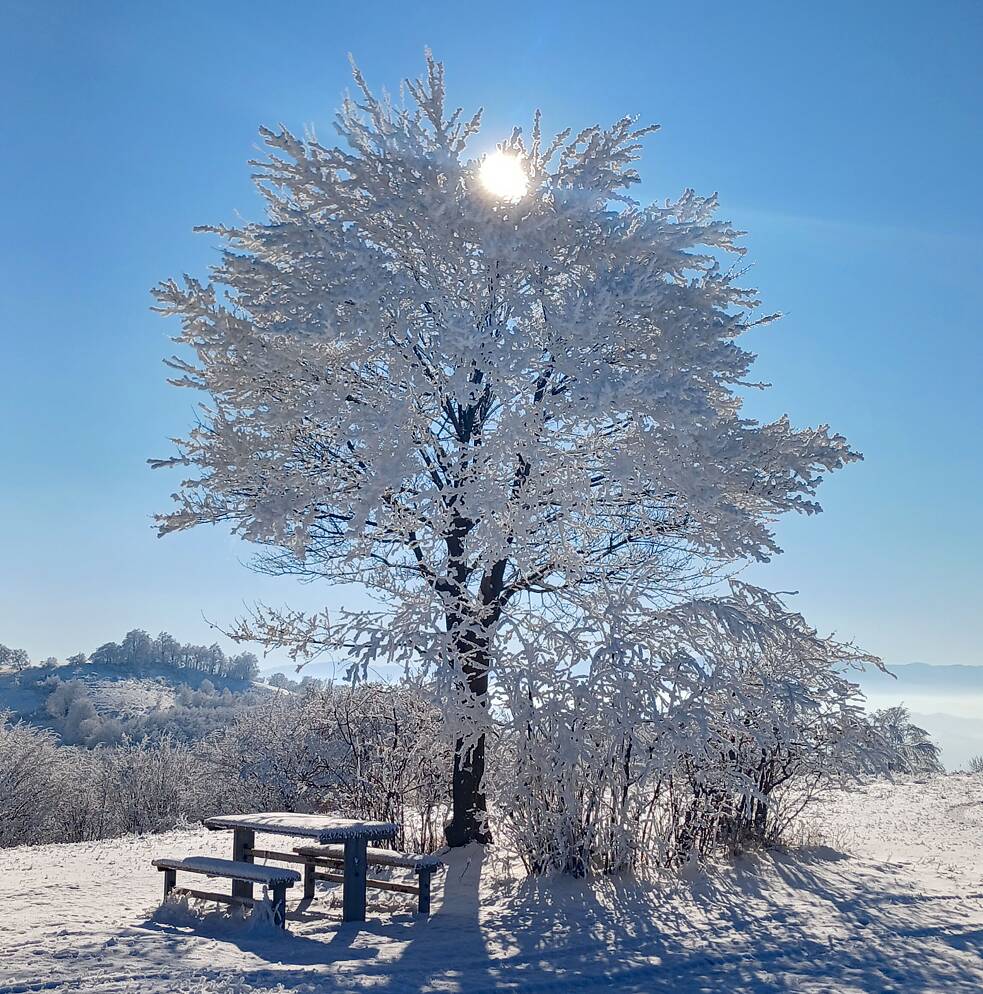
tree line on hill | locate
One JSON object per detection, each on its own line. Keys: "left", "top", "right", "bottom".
{"left": 88, "top": 629, "right": 260, "bottom": 682}
{"left": 1, "top": 629, "right": 259, "bottom": 682}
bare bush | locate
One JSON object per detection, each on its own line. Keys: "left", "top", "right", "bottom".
{"left": 203, "top": 683, "right": 450, "bottom": 852}
{"left": 0, "top": 682, "right": 449, "bottom": 853}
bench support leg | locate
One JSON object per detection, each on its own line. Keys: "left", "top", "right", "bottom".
{"left": 303, "top": 857, "right": 316, "bottom": 900}
{"left": 342, "top": 837, "right": 367, "bottom": 922}
{"left": 416, "top": 868, "right": 432, "bottom": 915}
{"left": 162, "top": 868, "right": 177, "bottom": 900}
{"left": 270, "top": 883, "right": 288, "bottom": 929}
{"left": 231, "top": 827, "right": 255, "bottom": 902}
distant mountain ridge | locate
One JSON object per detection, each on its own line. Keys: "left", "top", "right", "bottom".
{"left": 859, "top": 662, "right": 983, "bottom": 691}
{"left": 855, "top": 662, "right": 983, "bottom": 770}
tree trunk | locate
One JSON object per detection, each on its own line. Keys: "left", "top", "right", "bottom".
{"left": 441, "top": 553, "right": 505, "bottom": 848}
{"left": 444, "top": 652, "right": 492, "bottom": 847}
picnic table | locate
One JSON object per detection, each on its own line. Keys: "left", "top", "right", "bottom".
{"left": 203, "top": 812, "right": 397, "bottom": 922}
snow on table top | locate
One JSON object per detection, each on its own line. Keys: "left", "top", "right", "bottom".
{"left": 152, "top": 856, "right": 300, "bottom": 884}
{"left": 203, "top": 812, "right": 398, "bottom": 842}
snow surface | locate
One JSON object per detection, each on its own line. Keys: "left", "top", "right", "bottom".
{"left": 2, "top": 776, "right": 982, "bottom": 993}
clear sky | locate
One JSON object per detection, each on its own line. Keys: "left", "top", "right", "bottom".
{"left": 1, "top": 0, "right": 980, "bottom": 670}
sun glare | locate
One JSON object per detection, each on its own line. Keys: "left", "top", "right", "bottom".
{"left": 479, "top": 150, "right": 528, "bottom": 201}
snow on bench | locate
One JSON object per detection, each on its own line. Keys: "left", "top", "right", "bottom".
{"left": 152, "top": 856, "right": 301, "bottom": 884}
{"left": 292, "top": 844, "right": 444, "bottom": 914}
{"left": 152, "top": 857, "right": 299, "bottom": 929}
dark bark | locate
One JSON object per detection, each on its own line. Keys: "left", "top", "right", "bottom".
{"left": 445, "top": 716, "right": 491, "bottom": 844}
{"left": 444, "top": 636, "right": 493, "bottom": 846}
{"left": 443, "top": 560, "right": 507, "bottom": 847}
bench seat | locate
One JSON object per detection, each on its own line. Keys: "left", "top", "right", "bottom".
{"left": 293, "top": 844, "right": 443, "bottom": 871}
{"left": 152, "top": 856, "right": 298, "bottom": 929}
{"left": 292, "top": 843, "right": 443, "bottom": 914}
{"left": 152, "top": 856, "right": 300, "bottom": 885}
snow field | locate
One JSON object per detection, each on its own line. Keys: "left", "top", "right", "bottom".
{"left": 1, "top": 775, "right": 981, "bottom": 993}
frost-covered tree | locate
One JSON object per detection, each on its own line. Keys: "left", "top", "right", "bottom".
{"left": 0, "top": 644, "right": 30, "bottom": 672}
{"left": 868, "top": 706, "right": 943, "bottom": 775}
{"left": 153, "top": 56, "right": 860, "bottom": 846}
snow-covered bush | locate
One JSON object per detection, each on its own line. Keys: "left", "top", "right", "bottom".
{"left": 489, "top": 584, "right": 891, "bottom": 875}
{"left": 204, "top": 682, "right": 449, "bottom": 852}
{"left": 967, "top": 755, "right": 983, "bottom": 774}
{"left": 309, "top": 683, "right": 450, "bottom": 852}
{"left": 0, "top": 716, "right": 63, "bottom": 846}
{"left": 1, "top": 680, "right": 448, "bottom": 851}
{"left": 44, "top": 677, "right": 88, "bottom": 720}
{"left": 867, "top": 706, "right": 943, "bottom": 776}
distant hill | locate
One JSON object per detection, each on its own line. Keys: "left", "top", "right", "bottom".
{"left": 0, "top": 657, "right": 273, "bottom": 748}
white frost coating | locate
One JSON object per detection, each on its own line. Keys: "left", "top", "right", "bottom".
{"left": 152, "top": 54, "right": 870, "bottom": 856}
{"left": 152, "top": 856, "right": 300, "bottom": 884}
{"left": 203, "top": 812, "right": 398, "bottom": 842}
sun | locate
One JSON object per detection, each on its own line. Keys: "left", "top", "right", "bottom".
{"left": 479, "top": 150, "right": 528, "bottom": 201}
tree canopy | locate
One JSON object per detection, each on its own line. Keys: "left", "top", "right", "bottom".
{"left": 153, "top": 55, "right": 861, "bottom": 845}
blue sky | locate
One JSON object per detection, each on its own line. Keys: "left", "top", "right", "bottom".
{"left": 1, "top": 1, "right": 980, "bottom": 670}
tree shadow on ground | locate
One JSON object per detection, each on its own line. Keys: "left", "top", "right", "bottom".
{"left": 111, "top": 843, "right": 983, "bottom": 993}
{"left": 127, "top": 851, "right": 499, "bottom": 992}
{"left": 472, "top": 845, "right": 983, "bottom": 993}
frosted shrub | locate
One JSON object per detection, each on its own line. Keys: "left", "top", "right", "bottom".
{"left": 203, "top": 693, "right": 333, "bottom": 813}
{"left": 307, "top": 684, "right": 451, "bottom": 853}
{"left": 490, "top": 584, "right": 890, "bottom": 874}
{"left": 868, "top": 706, "right": 943, "bottom": 776}
{"left": 1, "top": 681, "right": 447, "bottom": 851}
{"left": 0, "top": 717, "right": 63, "bottom": 846}
{"left": 204, "top": 683, "right": 449, "bottom": 852}
{"left": 109, "top": 736, "right": 213, "bottom": 835}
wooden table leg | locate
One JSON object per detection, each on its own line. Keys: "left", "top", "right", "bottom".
{"left": 232, "top": 827, "right": 255, "bottom": 901}
{"left": 303, "top": 856, "right": 316, "bottom": 900}
{"left": 416, "top": 867, "right": 432, "bottom": 915}
{"left": 342, "top": 837, "right": 367, "bottom": 922}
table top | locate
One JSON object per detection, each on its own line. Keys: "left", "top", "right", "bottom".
{"left": 203, "top": 812, "right": 399, "bottom": 843}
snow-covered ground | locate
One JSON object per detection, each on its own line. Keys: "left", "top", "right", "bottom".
{"left": 2, "top": 776, "right": 982, "bottom": 993}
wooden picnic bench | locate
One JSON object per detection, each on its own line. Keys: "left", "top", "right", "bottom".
{"left": 152, "top": 856, "right": 300, "bottom": 929}
{"left": 201, "top": 812, "right": 401, "bottom": 922}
